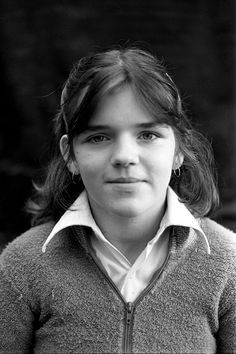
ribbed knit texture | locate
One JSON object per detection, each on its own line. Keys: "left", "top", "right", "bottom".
{"left": 0, "top": 218, "right": 236, "bottom": 353}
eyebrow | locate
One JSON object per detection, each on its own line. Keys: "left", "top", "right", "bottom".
{"left": 83, "top": 122, "right": 167, "bottom": 133}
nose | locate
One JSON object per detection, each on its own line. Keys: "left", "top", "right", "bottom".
{"left": 110, "top": 136, "right": 139, "bottom": 167}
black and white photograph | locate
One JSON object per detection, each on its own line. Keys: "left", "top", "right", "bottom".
{"left": 0, "top": 1, "right": 235, "bottom": 352}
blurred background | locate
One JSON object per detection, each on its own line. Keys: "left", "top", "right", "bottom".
{"left": 0, "top": 0, "right": 235, "bottom": 252}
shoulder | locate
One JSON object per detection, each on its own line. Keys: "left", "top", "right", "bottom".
{"left": 200, "top": 217, "right": 236, "bottom": 248}
{"left": 0, "top": 222, "right": 55, "bottom": 301}
{"left": 200, "top": 219, "right": 236, "bottom": 324}
{"left": 200, "top": 217, "right": 236, "bottom": 264}
{"left": 1, "top": 222, "right": 55, "bottom": 256}
{"left": 198, "top": 219, "right": 236, "bottom": 310}
{"left": 0, "top": 222, "right": 55, "bottom": 270}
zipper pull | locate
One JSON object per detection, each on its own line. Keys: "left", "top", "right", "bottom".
{"left": 126, "top": 302, "right": 133, "bottom": 325}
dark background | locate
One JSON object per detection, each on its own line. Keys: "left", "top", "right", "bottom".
{"left": 0, "top": 0, "right": 235, "bottom": 251}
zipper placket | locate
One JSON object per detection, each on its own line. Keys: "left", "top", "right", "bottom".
{"left": 88, "top": 241, "right": 172, "bottom": 354}
{"left": 89, "top": 251, "right": 134, "bottom": 354}
{"left": 122, "top": 248, "right": 171, "bottom": 353}
{"left": 123, "top": 301, "right": 133, "bottom": 354}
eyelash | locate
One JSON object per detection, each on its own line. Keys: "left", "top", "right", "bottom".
{"left": 138, "top": 132, "right": 160, "bottom": 141}
{"left": 85, "top": 131, "right": 161, "bottom": 144}
{"left": 86, "top": 135, "right": 109, "bottom": 143}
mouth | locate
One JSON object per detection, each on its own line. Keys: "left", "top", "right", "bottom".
{"left": 107, "top": 177, "right": 144, "bottom": 183}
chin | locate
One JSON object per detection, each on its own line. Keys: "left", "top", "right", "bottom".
{"left": 109, "top": 202, "right": 145, "bottom": 218}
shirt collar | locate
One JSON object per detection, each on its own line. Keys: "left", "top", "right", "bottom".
{"left": 158, "top": 188, "right": 210, "bottom": 254}
{"left": 42, "top": 187, "right": 210, "bottom": 254}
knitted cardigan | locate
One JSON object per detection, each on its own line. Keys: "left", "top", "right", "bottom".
{"left": 0, "top": 218, "right": 236, "bottom": 353}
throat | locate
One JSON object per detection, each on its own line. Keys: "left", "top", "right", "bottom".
{"left": 88, "top": 197, "right": 167, "bottom": 263}
{"left": 100, "top": 219, "right": 161, "bottom": 264}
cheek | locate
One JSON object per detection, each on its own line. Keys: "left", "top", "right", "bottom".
{"left": 147, "top": 147, "right": 176, "bottom": 172}
{"left": 75, "top": 152, "right": 104, "bottom": 182}
{"left": 77, "top": 161, "right": 95, "bottom": 179}
{"left": 74, "top": 149, "right": 93, "bottom": 168}
{"left": 77, "top": 163, "right": 98, "bottom": 195}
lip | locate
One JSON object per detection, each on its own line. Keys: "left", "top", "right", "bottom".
{"left": 106, "top": 177, "right": 144, "bottom": 183}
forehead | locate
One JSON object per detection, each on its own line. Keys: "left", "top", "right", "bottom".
{"left": 89, "top": 86, "right": 157, "bottom": 128}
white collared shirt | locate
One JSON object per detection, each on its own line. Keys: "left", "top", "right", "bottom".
{"left": 42, "top": 187, "right": 210, "bottom": 302}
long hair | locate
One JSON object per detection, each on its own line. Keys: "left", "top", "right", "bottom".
{"left": 27, "top": 46, "right": 219, "bottom": 225}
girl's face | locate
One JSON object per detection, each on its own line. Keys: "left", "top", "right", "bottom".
{"left": 65, "top": 86, "right": 183, "bottom": 219}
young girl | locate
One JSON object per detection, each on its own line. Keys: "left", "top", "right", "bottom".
{"left": 0, "top": 47, "right": 235, "bottom": 353}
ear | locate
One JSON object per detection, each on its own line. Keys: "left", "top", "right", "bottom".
{"left": 60, "top": 134, "right": 78, "bottom": 174}
{"left": 173, "top": 152, "right": 184, "bottom": 170}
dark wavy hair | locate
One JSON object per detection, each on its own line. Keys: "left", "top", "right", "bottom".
{"left": 27, "top": 46, "right": 219, "bottom": 225}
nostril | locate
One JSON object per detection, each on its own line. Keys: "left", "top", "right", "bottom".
{"left": 113, "top": 160, "right": 131, "bottom": 167}
{"left": 110, "top": 139, "right": 139, "bottom": 166}
{"left": 110, "top": 154, "right": 139, "bottom": 167}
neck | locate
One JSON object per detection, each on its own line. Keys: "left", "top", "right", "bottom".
{"left": 89, "top": 202, "right": 166, "bottom": 264}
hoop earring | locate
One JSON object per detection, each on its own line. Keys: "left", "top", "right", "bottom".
{"left": 72, "top": 172, "right": 81, "bottom": 185}
{"left": 174, "top": 167, "right": 181, "bottom": 178}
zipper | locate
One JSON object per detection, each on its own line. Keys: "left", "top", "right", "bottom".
{"left": 123, "top": 302, "right": 133, "bottom": 354}
{"left": 88, "top": 236, "right": 172, "bottom": 354}
{"left": 89, "top": 251, "right": 134, "bottom": 353}
{"left": 122, "top": 249, "right": 171, "bottom": 353}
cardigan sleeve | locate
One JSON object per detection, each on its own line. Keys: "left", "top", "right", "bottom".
{"left": 0, "top": 232, "right": 40, "bottom": 354}
{"left": 0, "top": 264, "right": 35, "bottom": 353}
{"left": 0, "top": 223, "right": 55, "bottom": 353}
{"left": 216, "top": 263, "right": 236, "bottom": 353}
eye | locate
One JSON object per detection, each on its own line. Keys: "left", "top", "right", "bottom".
{"left": 139, "top": 132, "right": 160, "bottom": 141}
{"left": 87, "top": 135, "right": 110, "bottom": 144}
